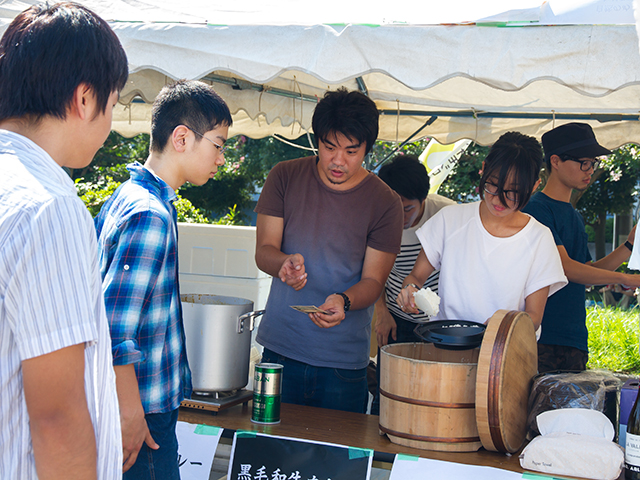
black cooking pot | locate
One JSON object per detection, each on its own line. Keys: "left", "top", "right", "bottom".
{"left": 414, "top": 320, "right": 486, "bottom": 350}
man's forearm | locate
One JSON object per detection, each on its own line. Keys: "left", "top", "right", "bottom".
{"left": 374, "top": 290, "right": 387, "bottom": 311}
{"left": 255, "top": 244, "right": 288, "bottom": 277}
{"left": 564, "top": 255, "right": 629, "bottom": 285}
{"left": 114, "top": 363, "right": 158, "bottom": 472}
{"left": 590, "top": 243, "right": 632, "bottom": 272}
{"left": 23, "top": 344, "right": 97, "bottom": 480}
{"left": 30, "top": 407, "right": 97, "bottom": 480}
{"left": 344, "top": 278, "right": 386, "bottom": 311}
{"left": 114, "top": 364, "right": 144, "bottom": 415}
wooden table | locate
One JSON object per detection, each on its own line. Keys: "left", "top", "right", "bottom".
{"left": 180, "top": 402, "right": 624, "bottom": 479}
{"left": 180, "top": 402, "right": 527, "bottom": 473}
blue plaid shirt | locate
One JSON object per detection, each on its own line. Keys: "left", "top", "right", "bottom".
{"left": 95, "top": 162, "right": 192, "bottom": 414}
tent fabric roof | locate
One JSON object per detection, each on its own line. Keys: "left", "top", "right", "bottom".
{"left": 1, "top": 0, "right": 639, "bottom": 147}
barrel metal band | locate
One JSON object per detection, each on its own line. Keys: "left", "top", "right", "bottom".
{"left": 379, "top": 387, "right": 475, "bottom": 409}
{"left": 486, "top": 310, "right": 517, "bottom": 453}
{"left": 379, "top": 424, "right": 481, "bottom": 444}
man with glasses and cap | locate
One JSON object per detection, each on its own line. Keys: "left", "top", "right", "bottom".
{"left": 523, "top": 122, "right": 640, "bottom": 373}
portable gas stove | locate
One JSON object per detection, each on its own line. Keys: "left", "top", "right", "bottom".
{"left": 180, "top": 389, "right": 253, "bottom": 415}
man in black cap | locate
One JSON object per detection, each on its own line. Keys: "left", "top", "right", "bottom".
{"left": 523, "top": 122, "right": 640, "bottom": 373}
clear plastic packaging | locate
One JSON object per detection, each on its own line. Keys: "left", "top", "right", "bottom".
{"left": 527, "top": 370, "right": 622, "bottom": 440}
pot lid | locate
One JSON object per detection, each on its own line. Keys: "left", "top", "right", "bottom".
{"left": 413, "top": 320, "right": 486, "bottom": 350}
{"left": 475, "top": 310, "right": 538, "bottom": 453}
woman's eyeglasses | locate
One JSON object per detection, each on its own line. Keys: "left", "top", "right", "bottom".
{"left": 483, "top": 182, "right": 518, "bottom": 202}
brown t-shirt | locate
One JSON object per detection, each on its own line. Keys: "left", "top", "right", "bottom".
{"left": 255, "top": 156, "right": 402, "bottom": 369}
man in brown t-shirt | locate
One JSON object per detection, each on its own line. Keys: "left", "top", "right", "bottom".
{"left": 254, "top": 88, "right": 403, "bottom": 413}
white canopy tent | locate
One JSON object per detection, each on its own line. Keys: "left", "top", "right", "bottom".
{"left": 1, "top": 0, "right": 639, "bottom": 147}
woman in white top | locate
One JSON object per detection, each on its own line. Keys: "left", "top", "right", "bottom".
{"left": 397, "top": 132, "right": 567, "bottom": 330}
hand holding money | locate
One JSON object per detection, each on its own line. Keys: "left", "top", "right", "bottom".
{"left": 290, "top": 305, "right": 331, "bottom": 315}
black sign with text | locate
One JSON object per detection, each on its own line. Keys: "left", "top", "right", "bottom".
{"left": 228, "top": 431, "right": 372, "bottom": 480}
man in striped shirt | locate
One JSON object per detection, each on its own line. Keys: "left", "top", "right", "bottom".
{"left": 0, "top": 3, "right": 128, "bottom": 479}
{"left": 371, "top": 155, "right": 455, "bottom": 414}
{"left": 375, "top": 155, "right": 456, "bottom": 345}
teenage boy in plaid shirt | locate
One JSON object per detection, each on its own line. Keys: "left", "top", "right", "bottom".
{"left": 95, "top": 80, "right": 231, "bottom": 479}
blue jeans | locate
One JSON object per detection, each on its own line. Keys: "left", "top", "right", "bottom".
{"left": 261, "top": 348, "right": 368, "bottom": 414}
{"left": 124, "top": 408, "right": 180, "bottom": 480}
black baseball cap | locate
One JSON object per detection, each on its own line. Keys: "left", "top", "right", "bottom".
{"left": 541, "top": 122, "right": 611, "bottom": 163}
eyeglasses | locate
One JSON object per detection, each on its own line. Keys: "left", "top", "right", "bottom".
{"left": 185, "top": 125, "right": 227, "bottom": 154}
{"left": 561, "top": 155, "right": 600, "bottom": 172}
{"left": 483, "top": 182, "right": 518, "bottom": 202}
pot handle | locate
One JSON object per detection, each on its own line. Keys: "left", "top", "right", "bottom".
{"left": 237, "top": 309, "right": 265, "bottom": 334}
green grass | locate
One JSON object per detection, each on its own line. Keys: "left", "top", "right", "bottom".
{"left": 587, "top": 306, "right": 640, "bottom": 374}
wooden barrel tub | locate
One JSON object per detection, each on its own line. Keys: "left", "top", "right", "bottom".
{"left": 378, "top": 342, "right": 482, "bottom": 452}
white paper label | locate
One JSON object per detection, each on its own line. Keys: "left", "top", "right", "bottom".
{"left": 626, "top": 432, "right": 640, "bottom": 471}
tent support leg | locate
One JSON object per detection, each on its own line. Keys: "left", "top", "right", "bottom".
{"left": 371, "top": 116, "right": 438, "bottom": 171}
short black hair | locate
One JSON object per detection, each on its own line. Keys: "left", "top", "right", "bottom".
{"left": 311, "top": 88, "right": 379, "bottom": 154}
{"left": 0, "top": 2, "right": 128, "bottom": 122}
{"left": 378, "top": 155, "right": 430, "bottom": 201}
{"left": 479, "top": 131, "right": 543, "bottom": 210}
{"left": 150, "top": 80, "right": 232, "bottom": 153}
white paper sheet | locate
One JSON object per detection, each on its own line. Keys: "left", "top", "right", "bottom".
{"left": 389, "top": 455, "right": 523, "bottom": 480}
{"left": 176, "top": 421, "right": 223, "bottom": 480}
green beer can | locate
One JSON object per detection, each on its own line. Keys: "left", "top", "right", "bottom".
{"left": 251, "top": 363, "right": 283, "bottom": 424}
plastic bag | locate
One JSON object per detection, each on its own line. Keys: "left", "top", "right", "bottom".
{"left": 527, "top": 370, "right": 622, "bottom": 440}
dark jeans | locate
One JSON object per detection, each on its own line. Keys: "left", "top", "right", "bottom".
{"left": 538, "top": 343, "right": 589, "bottom": 373}
{"left": 261, "top": 348, "right": 368, "bottom": 414}
{"left": 371, "top": 315, "right": 420, "bottom": 415}
{"left": 124, "top": 408, "right": 180, "bottom": 480}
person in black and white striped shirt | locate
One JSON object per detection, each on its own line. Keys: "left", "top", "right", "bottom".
{"left": 370, "top": 155, "right": 454, "bottom": 415}
{"left": 375, "top": 155, "right": 455, "bottom": 346}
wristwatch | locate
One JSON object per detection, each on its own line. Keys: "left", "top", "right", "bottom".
{"left": 625, "top": 240, "right": 634, "bottom": 251}
{"left": 334, "top": 292, "right": 351, "bottom": 312}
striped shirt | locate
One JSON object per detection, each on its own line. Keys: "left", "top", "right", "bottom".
{"left": 384, "top": 194, "right": 456, "bottom": 323}
{"left": 95, "top": 162, "right": 192, "bottom": 413}
{"left": 0, "top": 130, "right": 122, "bottom": 479}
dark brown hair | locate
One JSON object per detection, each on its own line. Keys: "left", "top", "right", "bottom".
{"left": 479, "top": 131, "right": 543, "bottom": 210}
{"left": 0, "top": 2, "right": 128, "bottom": 121}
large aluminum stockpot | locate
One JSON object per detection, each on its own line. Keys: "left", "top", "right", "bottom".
{"left": 181, "top": 294, "right": 264, "bottom": 393}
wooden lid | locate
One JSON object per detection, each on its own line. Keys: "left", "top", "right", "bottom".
{"left": 475, "top": 310, "right": 538, "bottom": 453}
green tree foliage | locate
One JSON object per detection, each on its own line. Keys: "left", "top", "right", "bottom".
{"left": 585, "top": 217, "right": 615, "bottom": 243}
{"left": 174, "top": 196, "right": 212, "bottom": 224}
{"left": 77, "top": 131, "right": 640, "bottom": 235}
{"left": 75, "top": 131, "right": 312, "bottom": 224}
{"left": 369, "top": 140, "right": 489, "bottom": 203}
{"left": 71, "top": 132, "right": 150, "bottom": 183}
{"left": 369, "top": 139, "right": 430, "bottom": 169}
{"left": 76, "top": 176, "right": 213, "bottom": 224}
{"left": 75, "top": 177, "right": 121, "bottom": 218}
{"left": 437, "top": 143, "right": 489, "bottom": 202}
{"left": 212, "top": 204, "right": 244, "bottom": 225}
{"left": 178, "top": 134, "right": 314, "bottom": 222}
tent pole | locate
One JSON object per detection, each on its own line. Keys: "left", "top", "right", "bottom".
{"left": 379, "top": 109, "right": 639, "bottom": 122}
{"left": 371, "top": 116, "right": 438, "bottom": 172}
{"left": 355, "top": 77, "right": 369, "bottom": 96}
